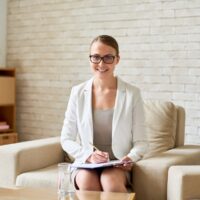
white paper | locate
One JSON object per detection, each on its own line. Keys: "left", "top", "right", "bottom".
{"left": 71, "top": 160, "right": 132, "bottom": 169}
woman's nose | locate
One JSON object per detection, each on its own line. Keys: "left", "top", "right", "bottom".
{"left": 98, "top": 59, "right": 105, "bottom": 66}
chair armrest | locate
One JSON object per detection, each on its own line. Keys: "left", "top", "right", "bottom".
{"left": 168, "top": 165, "right": 200, "bottom": 200}
{"left": 0, "top": 136, "right": 64, "bottom": 187}
{"left": 133, "top": 145, "right": 200, "bottom": 200}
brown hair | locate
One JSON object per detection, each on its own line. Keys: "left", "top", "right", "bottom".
{"left": 90, "top": 35, "right": 119, "bottom": 56}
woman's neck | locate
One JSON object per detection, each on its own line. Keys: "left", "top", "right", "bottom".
{"left": 93, "top": 76, "right": 117, "bottom": 91}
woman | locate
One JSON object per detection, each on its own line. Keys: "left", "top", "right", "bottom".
{"left": 61, "top": 35, "right": 148, "bottom": 192}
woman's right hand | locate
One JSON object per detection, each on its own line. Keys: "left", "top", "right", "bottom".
{"left": 86, "top": 150, "right": 109, "bottom": 164}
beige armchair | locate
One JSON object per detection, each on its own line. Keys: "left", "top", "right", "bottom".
{"left": 133, "top": 101, "right": 200, "bottom": 200}
{"left": 0, "top": 101, "right": 200, "bottom": 200}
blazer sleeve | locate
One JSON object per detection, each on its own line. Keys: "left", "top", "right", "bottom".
{"left": 60, "top": 87, "right": 92, "bottom": 163}
{"left": 127, "top": 89, "right": 148, "bottom": 162}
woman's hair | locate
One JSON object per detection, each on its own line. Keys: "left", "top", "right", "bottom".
{"left": 90, "top": 35, "right": 119, "bottom": 56}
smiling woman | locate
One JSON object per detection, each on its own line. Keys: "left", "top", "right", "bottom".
{"left": 89, "top": 36, "right": 120, "bottom": 110}
{"left": 61, "top": 35, "right": 148, "bottom": 193}
{"left": 89, "top": 35, "right": 120, "bottom": 82}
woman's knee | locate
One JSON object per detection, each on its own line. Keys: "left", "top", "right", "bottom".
{"left": 100, "top": 168, "right": 127, "bottom": 192}
{"left": 75, "top": 169, "right": 101, "bottom": 191}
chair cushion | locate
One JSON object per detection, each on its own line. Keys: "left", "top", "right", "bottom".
{"left": 144, "top": 101, "right": 177, "bottom": 158}
{"left": 16, "top": 164, "right": 58, "bottom": 188}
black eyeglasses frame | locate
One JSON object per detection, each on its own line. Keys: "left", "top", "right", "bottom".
{"left": 89, "top": 54, "right": 117, "bottom": 64}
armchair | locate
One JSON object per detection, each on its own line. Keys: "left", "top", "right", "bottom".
{"left": 0, "top": 101, "right": 200, "bottom": 200}
{"left": 133, "top": 101, "right": 200, "bottom": 200}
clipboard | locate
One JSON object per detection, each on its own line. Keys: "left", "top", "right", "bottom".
{"left": 71, "top": 160, "right": 133, "bottom": 169}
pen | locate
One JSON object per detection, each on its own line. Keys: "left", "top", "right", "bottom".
{"left": 89, "top": 142, "right": 110, "bottom": 161}
{"left": 89, "top": 142, "right": 100, "bottom": 151}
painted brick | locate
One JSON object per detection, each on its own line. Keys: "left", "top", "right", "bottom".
{"left": 6, "top": 0, "right": 200, "bottom": 145}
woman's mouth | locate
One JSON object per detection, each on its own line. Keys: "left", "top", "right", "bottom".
{"left": 97, "top": 68, "right": 108, "bottom": 73}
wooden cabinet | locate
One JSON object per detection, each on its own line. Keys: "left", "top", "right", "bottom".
{"left": 0, "top": 68, "right": 18, "bottom": 145}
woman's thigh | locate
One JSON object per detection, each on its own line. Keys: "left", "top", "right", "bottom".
{"left": 100, "top": 167, "right": 127, "bottom": 192}
{"left": 75, "top": 169, "right": 102, "bottom": 191}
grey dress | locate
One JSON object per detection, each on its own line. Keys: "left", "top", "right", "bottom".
{"left": 93, "top": 108, "right": 116, "bottom": 160}
{"left": 71, "top": 108, "right": 131, "bottom": 189}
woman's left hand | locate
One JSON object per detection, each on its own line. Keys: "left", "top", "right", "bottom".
{"left": 115, "top": 156, "right": 134, "bottom": 171}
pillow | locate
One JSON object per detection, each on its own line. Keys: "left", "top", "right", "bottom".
{"left": 144, "top": 101, "right": 177, "bottom": 158}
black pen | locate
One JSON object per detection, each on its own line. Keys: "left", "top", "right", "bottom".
{"left": 89, "top": 142, "right": 110, "bottom": 161}
{"left": 89, "top": 142, "right": 100, "bottom": 151}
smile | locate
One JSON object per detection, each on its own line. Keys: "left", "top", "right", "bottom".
{"left": 96, "top": 68, "right": 108, "bottom": 73}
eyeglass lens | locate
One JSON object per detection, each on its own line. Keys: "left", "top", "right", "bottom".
{"left": 90, "top": 55, "right": 115, "bottom": 64}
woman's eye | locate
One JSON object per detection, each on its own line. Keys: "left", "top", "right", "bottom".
{"left": 105, "top": 55, "right": 112, "bottom": 59}
{"left": 94, "top": 56, "right": 100, "bottom": 59}
{"left": 104, "top": 55, "right": 114, "bottom": 61}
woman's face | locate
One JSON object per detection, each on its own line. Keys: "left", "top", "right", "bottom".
{"left": 90, "top": 41, "right": 120, "bottom": 80}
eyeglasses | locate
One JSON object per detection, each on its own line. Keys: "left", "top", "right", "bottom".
{"left": 89, "top": 54, "right": 117, "bottom": 64}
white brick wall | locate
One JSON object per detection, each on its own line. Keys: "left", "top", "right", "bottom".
{"left": 0, "top": 0, "right": 7, "bottom": 67}
{"left": 7, "top": 0, "right": 200, "bottom": 144}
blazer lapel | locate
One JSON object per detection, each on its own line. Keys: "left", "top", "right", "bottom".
{"left": 83, "top": 78, "right": 94, "bottom": 142}
{"left": 112, "top": 77, "right": 126, "bottom": 137}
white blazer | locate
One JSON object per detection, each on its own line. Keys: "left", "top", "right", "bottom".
{"left": 61, "top": 77, "right": 147, "bottom": 163}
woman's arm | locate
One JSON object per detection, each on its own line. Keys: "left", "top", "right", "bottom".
{"left": 60, "top": 87, "right": 92, "bottom": 163}
{"left": 127, "top": 89, "right": 148, "bottom": 162}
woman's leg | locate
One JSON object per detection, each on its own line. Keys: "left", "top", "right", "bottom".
{"left": 75, "top": 169, "right": 102, "bottom": 191}
{"left": 100, "top": 167, "right": 127, "bottom": 192}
